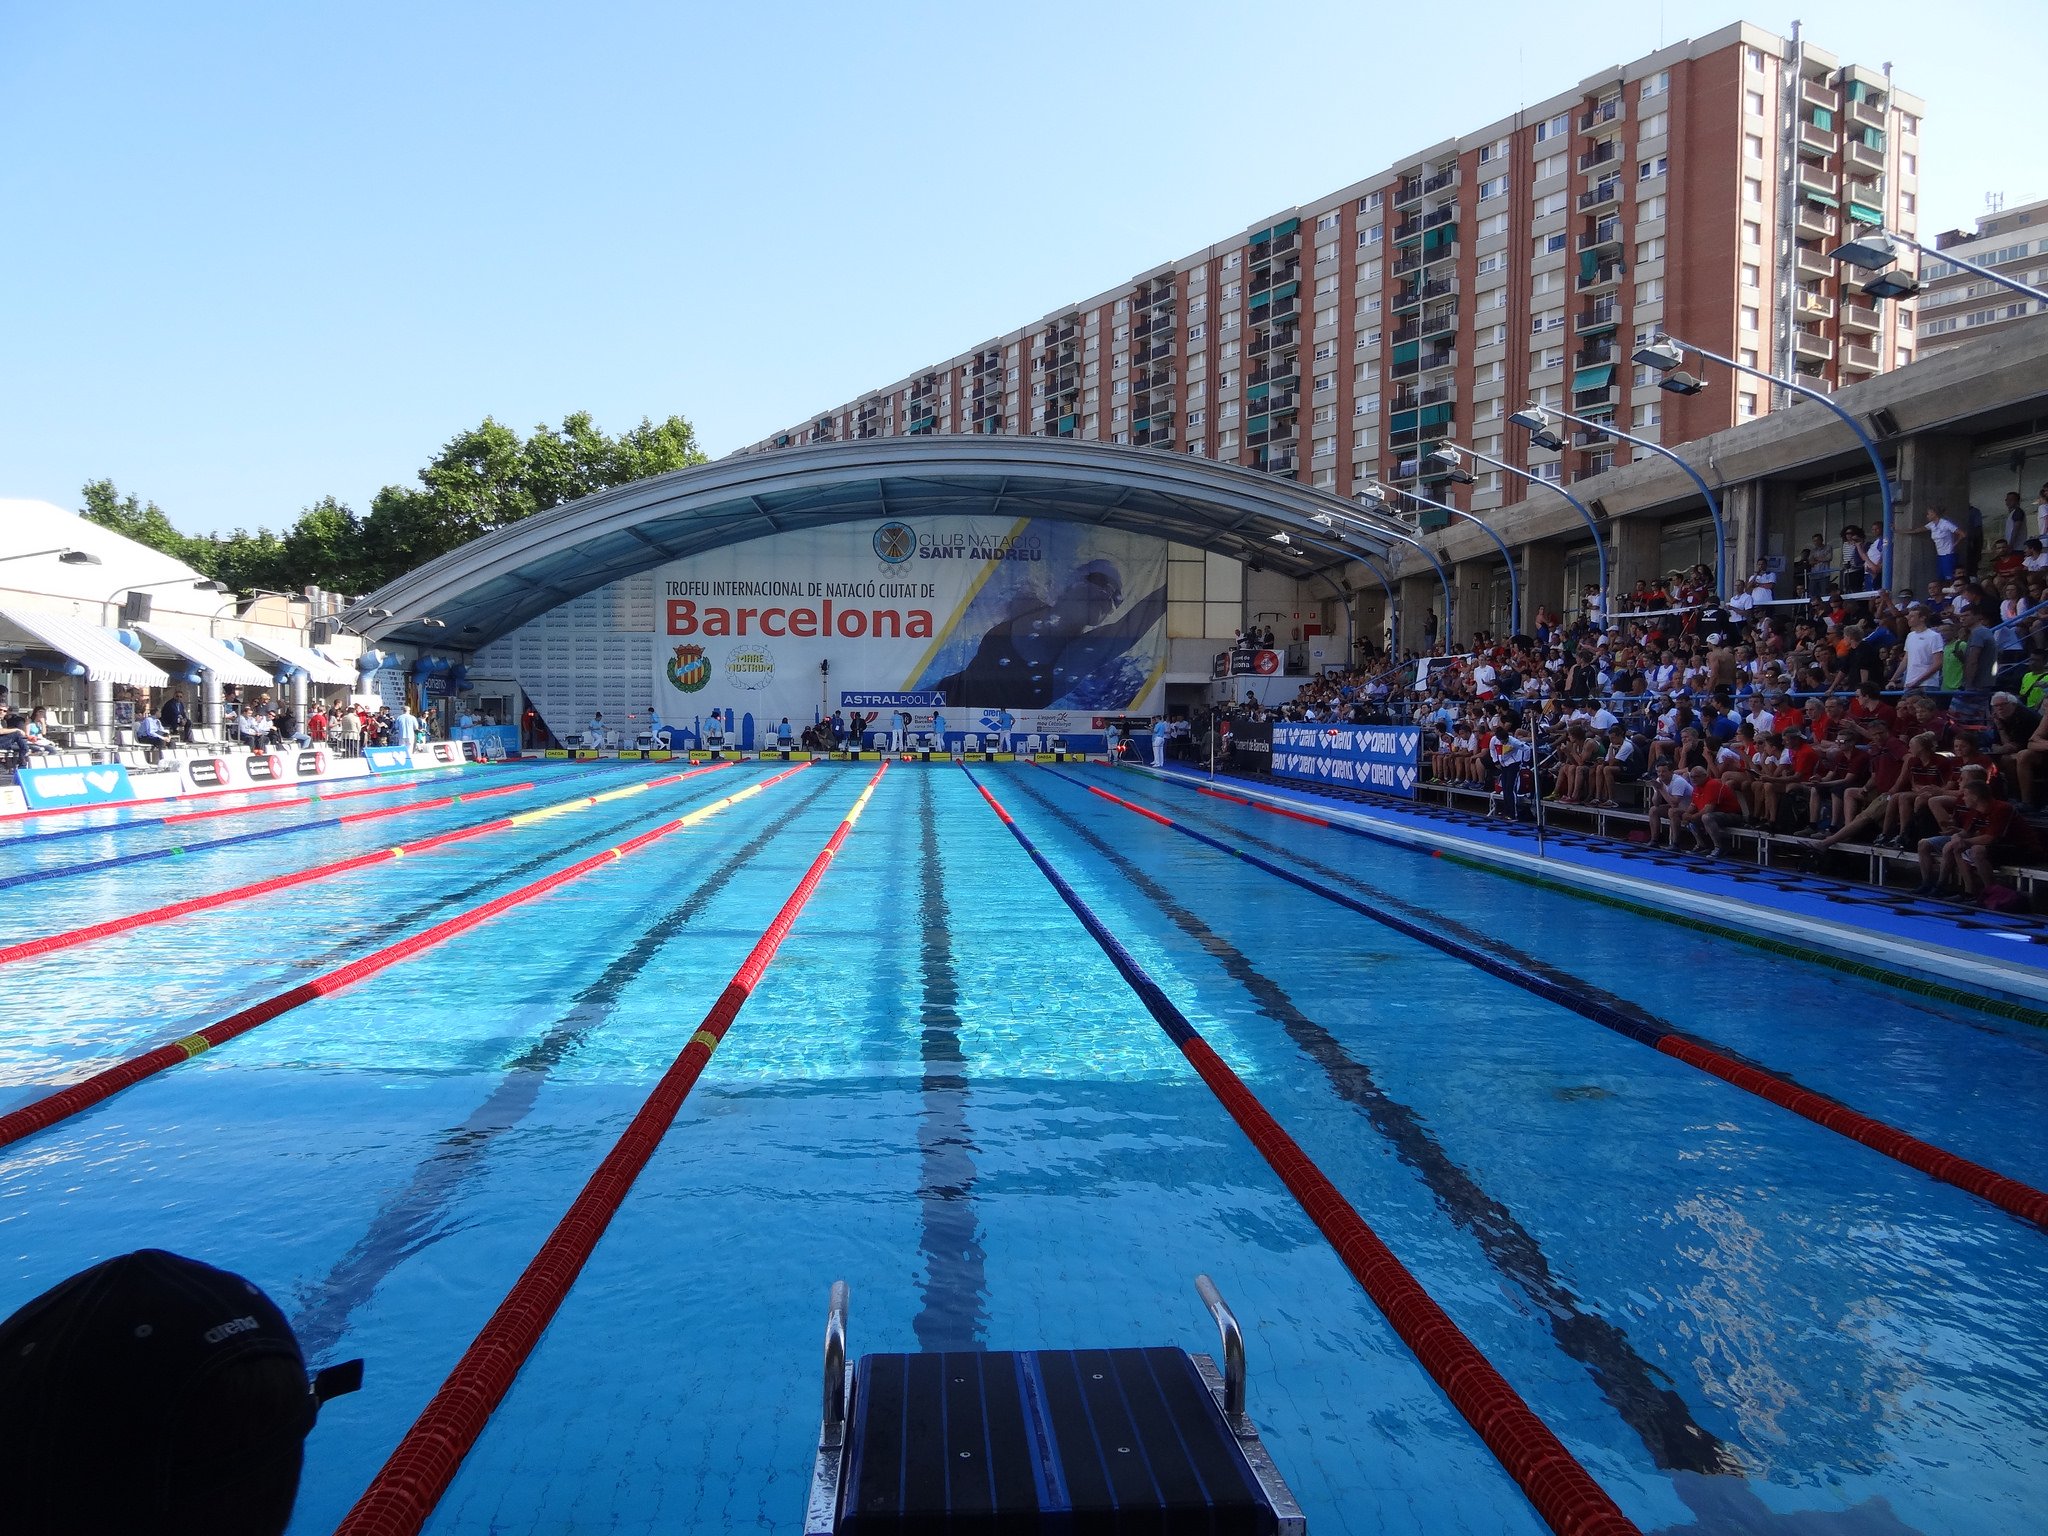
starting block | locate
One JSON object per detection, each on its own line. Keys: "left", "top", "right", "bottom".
{"left": 807, "top": 1277, "right": 1302, "bottom": 1534}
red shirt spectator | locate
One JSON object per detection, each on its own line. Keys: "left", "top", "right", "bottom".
{"left": 1693, "top": 776, "right": 1740, "bottom": 815}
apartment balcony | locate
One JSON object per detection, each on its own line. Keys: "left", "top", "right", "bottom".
{"left": 1579, "top": 97, "right": 1625, "bottom": 131}
{"left": 1793, "top": 329, "right": 1836, "bottom": 363}
{"left": 1846, "top": 97, "right": 1886, "bottom": 133}
{"left": 1577, "top": 260, "right": 1626, "bottom": 293}
{"left": 1572, "top": 384, "right": 1619, "bottom": 412}
{"left": 1574, "top": 457, "right": 1617, "bottom": 482}
{"left": 1844, "top": 139, "right": 1885, "bottom": 175}
{"left": 1794, "top": 246, "right": 1834, "bottom": 280}
{"left": 1418, "top": 346, "right": 1456, "bottom": 373}
{"left": 1246, "top": 363, "right": 1298, "bottom": 389}
{"left": 1841, "top": 340, "right": 1882, "bottom": 373}
{"left": 1844, "top": 183, "right": 1885, "bottom": 223}
{"left": 1039, "top": 321, "right": 1079, "bottom": 346}
{"left": 1840, "top": 301, "right": 1882, "bottom": 333}
{"left": 1577, "top": 217, "right": 1625, "bottom": 253}
{"left": 1249, "top": 231, "right": 1301, "bottom": 265}
{"left": 1799, "top": 122, "right": 1839, "bottom": 158}
{"left": 1796, "top": 204, "right": 1839, "bottom": 240}
{"left": 1797, "top": 164, "right": 1839, "bottom": 199}
{"left": 1249, "top": 326, "right": 1300, "bottom": 359}
{"left": 1576, "top": 337, "right": 1617, "bottom": 367}
{"left": 1393, "top": 275, "right": 1456, "bottom": 312}
{"left": 1577, "top": 179, "right": 1622, "bottom": 214}
{"left": 1576, "top": 141, "right": 1622, "bottom": 174}
{"left": 1394, "top": 174, "right": 1425, "bottom": 206}
{"left": 1795, "top": 291, "right": 1836, "bottom": 321}
{"left": 1261, "top": 453, "right": 1298, "bottom": 477}
{"left": 1134, "top": 338, "right": 1175, "bottom": 364}
{"left": 1247, "top": 262, "right": 1299, "bottom": 297}
{"left": 1801, "top": 78, "right": 1841, "bottom": 113}
{"left": 1392, "top": 383, "right": 1453, "bottom": 412}
{"left": 1576, "top": 298, "right": 1620, "bottom": 333}
{"left": 1422, "top": 166, "right": 1458, "bottom": 198}
{"left": 1133, "top": 368, "right": 1176, "bottom": 392}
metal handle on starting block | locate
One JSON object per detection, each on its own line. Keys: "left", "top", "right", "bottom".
{"left": 1194, "top": 1274, "right": 1246, "bottom": 1426}
{"left": 822, "top": 1280, "right": 849, "bottom": 1446}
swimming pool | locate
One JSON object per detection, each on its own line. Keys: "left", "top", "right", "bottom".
{"left": 2, "top": 758, "right": 2043, "bottom": 1535}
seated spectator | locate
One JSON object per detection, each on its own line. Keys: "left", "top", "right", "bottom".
{"left": 0, "top": 1249, "right": 361, "bottom": 1536}
{"left": 1917, "top": 775, "right": 2033, "bottom": 902}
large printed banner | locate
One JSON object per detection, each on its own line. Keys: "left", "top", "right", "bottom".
{"left": 1271, "top": 722, "right": 1420, "bottom": 798}
{"left": 655, "top": 517, "right": 1167, "bottom": 740}
{"left": 16, "top": 763, "right": 136, "bottom": 810}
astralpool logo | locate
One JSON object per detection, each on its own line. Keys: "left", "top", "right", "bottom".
{"left": 873, "top": 521, "right": 916, "bottom": 564}
{"left": 666, "top": 643, "right": 711, "bottom": 693}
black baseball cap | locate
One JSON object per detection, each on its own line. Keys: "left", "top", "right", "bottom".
{"left": 0, "top": 1250, "right": 362, "bottom": 1536}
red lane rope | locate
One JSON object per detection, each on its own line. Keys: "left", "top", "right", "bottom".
{"left": 963, "top": 766, "right": 1637, "bottom": 1536}
{"left": 1194, "top": 782, "right": 1331, "bottom": 826}
{"left": 1081, "top": 775, "right": 2048, "bottom": 1234}
{"left": 154, "top": 778, "right": 430, "bottom": 823}
{"left": 330, "top": 762, "right": 890, "bottom": 1536}
{"left": 0, "top": 765, "right": 479, "bottom": 824}
{"left": 0, "top": 766, "right": 732, "bottom": 968}
{"left": 0, "top": 764, "right": 798, "bottom": 1152}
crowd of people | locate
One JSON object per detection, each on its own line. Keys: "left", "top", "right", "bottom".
{"left": 1, "top": 685, "right": 428, "bottom": 770}
{"left": 1211, "top": 510, "right": 2048, "bottom": 907}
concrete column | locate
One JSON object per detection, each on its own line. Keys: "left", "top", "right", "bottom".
{"left": 1454, "top": 558, "right": 1495, "bottom": 644}
{"left": 202, "top": 670, "right": 222, "bottom": 734}
{"left": 290, "top": 669, "right": 309, "bottom": 730}
{"left": 90, "top": 678, "right": 114, "bottom": 734}
{"left": 1398, "top": 572, "right": 1438, "bottom": 653}
{"left": 1521, "top": 541, "right": 1566, "bottom": 629}
{"left": 1897, "top": 432, "right": 1975, "bottom": 592}
{"left": 1612, "top": 516, "right": 1663, "bottom": 603}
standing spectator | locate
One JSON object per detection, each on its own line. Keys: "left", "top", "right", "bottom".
{"left": 1804, "top": 533, "right": 1833, "bottom": 601}
{"left": 1918, "top": 506, "right": 1962, "bottom": 581}
{"left": 2003, "top": 490, "right": 2028, "bottom": 550}
{"left": 159, "top": 687, "right": 189, "bottom": 742}
{"left": 306, "top": 704, "right": 329, "bottom": 748}
{"left": 333, "top": 700, "right": 361, "bottom": 757}
{"left": 1894, "top": 604, "right": 1944, "bottom": 690}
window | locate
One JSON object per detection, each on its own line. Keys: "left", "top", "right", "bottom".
{"left": 1358, "top": 295, "right": 1381, "bottom": 314}
{"left": 1632, "top": 364, "right": 1655, "bottom": 388}
{"left": 1533, "top": 233, "right": 1566, "bottom": 262}
{"left": 1535, "top": 151, "right": 1566, "bottom": 180}
{"left": 1357, "top": 225, "right": 1382, "bottom": 246}
{"left": 1314, "top": 340, "right": 1337, "bottom": 361}
{"left": 1896, "top": 348, "right": 1914, "bottom": 367}
{"left": 1902, "top": 151, "right": 1917, "bottom": 175}
{"left": 1352, "top": 426, "right": 1377, "bottom": 449}
{"left": 1113, "top": 325, "right": 1129, "bottom": 341}
{"left": 1532, "top": 460, "right": 1561, "bottom": 482}
{"left": 1315, "top": 306, "right": 1338, "bottom": 330}
{"left": 1222, "top": 341, "right": 1239, "bottom": 360}
{"left": 1188, "top": 295, "right": 1206, "bottom": 314}
{"left": 1640, "top": 70, "right": 1668, "bottom": 98}
{"left": 1639, "top": 194, "right": 1666, "bottom": 221}
{"left": 1188, "top": 409, "right": 1205, "bottom": 427}
{"left": 1900, "top": 111, "right": 1918, "bottom": 134}
{"left": 1743, "top": 177, "right": 1764, "bottom": 204}
{"left": 1478, "top": 136, "right": 1510, "bottom": 163}
{"left": 1218, "top": 371, "right": 1235, "bottom": 390}
{"left": 1007, "top": 366, "right": 1020, "bottom": 381}
{"left": 1739, "top": 347, "right": 1759, "bottom": 367}
{"left": 1486, "top": 323, "right": 1508, "bottom": 346}
{"left": 1901, "top": 191, "right": 1917, "bottom": 214}
{"left": 1740, "top": 305, "right": 1760, "bottom": 330}
{"left": 1223, "top": 281, "right": 1241, "bottom": 299}
{"left": 1640, "top": 111, "right": 1667, "bottom": 139}
{"left": 1746, "top": 89, "right": 1766, "bottom": 117}
{"left": 1317, "top": 211, "right": 1341, "bottom": 231}
{"left": 1744, "top": 133, "right": 1765, "bottom": 160}
{"left": 1114, "top": 299, "right": 1128, "bottom": 315}
{"left": 1112, "top": 407, "right": 1127, "bottom": 425}
{"left": 1738, "top": 390, "right": 1760, "bottom": 419}
{"left": 1479, "top": 211, "right": 1511, "bottom": 237}
{"left": 1742, "top": 263, "right": 1761, "bottom": 289}
{"left": 1221, "top": 313, "right": 1238, "bottom": 333}
{"left": 1534, "top": 111, "right": 1570, "bottom": 141}
{"left": 1531, "top": 269, "right": 1563, "bottom": 295}
{"left": 1224, "top": 253, "right": 1240, "bottom": 269}
{"left": 1222, "top": 402, "right": 1238, "bottom": 421}
{"left": 1632, "top": 402, "right": 1661, "bottom": 427}
{"left": 1638, "top": 156, "right": 1668, "bottom": 180}
{"left": 1314, "top": 373, "right": 1335, "bottom": 394}
{"left": 1360, "top": 190, "right": 1384, "bottom": 212}
{"left": 1355, "top": 392, "right": 1380, "bottom": 415}
{"left": 1315, "top": 273, "right": 1340, "bottom": 295}
{"left": 1313, "top": 404, "right": 1336, "bottom": 426}
{"left": 1636, "top": 235, "right": 1666, "bottom": 263}
{"left": 1534, "top": 192, "right": 1567, "bottom": 219}
{"left": 1113, "top": 379, "right": 1127, "bottom": 395}
{"left": 1531, "top": 308, "right": 1564, "bottom": 334}
{"left": 1745, "top": 45, "right": 1765, "bottom": 71}
{"left": 1538, "top": 346, "right": 1564, "bottom": 369}
{"left": 1478, "top": 252, "right": 1507, "bottom": 274}
{"left": 1638, "top": 277, "right": 1665, "bottom": 303}
{"left": 1358, "top": 328, "right": 1380, "bottom": 349}
{"left": 1743, "top": 220, "right": 1762, "bottom": 246}
{"left": 1479, "top": 174, "right": 1510, "bottom": 200}
{"left": 1480, "top": 359, "right": 1504, "bottom": 382}
{"left": 1359, "top": 258, "right": 1381, "bottom": 281}
{"left": 1188, "top": 323, "right": 1206, "bottom": 342}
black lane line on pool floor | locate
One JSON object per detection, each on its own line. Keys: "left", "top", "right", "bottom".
{"left": 912, "top": 770, "right": 988, "bottom": 1351}
{"left": 291, "top": 772, "right": 839, "bottom": 1358}
{"left": 1006, "top": 772, "right": 1740, "bottom": 1478}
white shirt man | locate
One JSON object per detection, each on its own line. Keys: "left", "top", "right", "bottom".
{"left": 396, "top": 708, "right": 420, "bottom": 751}
{"left": 1901, "top": 611, "right": 1945, "bottom": 688}
{"left": 1471, "top": 661, "right": 1497, "bottom": 699}
{"left": 891, "top": 711, "right": 909, "bottom": 752}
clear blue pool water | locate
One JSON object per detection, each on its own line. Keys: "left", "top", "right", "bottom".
{"left": 2, "top": 759, "right": 2044, "bottom": 1535}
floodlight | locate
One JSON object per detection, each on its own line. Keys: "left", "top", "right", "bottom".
{"left": 1657, "top": 370, "right": 1708, "bottom": 396}
{"left": 1829, "top": 227, "right": 1898, "bottom": 271}
{"left": 1862, "top": 270, "right": 1920, "bottom": 301}
{"left": 1427, "top": 446, "right": 1474, "bottom": 485}
{"left": 58, "top": 549, "right": 102, "bottom": 566}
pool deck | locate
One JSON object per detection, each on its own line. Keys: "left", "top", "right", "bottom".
{"left": 1124, "top": 762, "right": 2048, "bottom": 1015}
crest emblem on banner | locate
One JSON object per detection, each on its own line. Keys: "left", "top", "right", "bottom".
{"left": 873, "top": 521, "right": 916, "bottom": 563}
{"left": 666, "top": 644, "right": 711, "bottom": 693}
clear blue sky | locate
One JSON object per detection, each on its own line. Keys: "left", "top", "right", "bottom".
{"left": 2, "top": 2, "right": 2035, "bottom": 536}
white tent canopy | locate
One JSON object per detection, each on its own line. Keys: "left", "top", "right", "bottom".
{"left": 236, "top": 635, "right": 356, "bottom": 686}
{"left": 133, "top": 622, "right": 274, "bottom": 687}
{"left": 0, "top": 606, "right": 170, "bottom": 688}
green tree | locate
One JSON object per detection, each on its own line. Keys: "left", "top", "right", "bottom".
{"left": 78, "top": 480, "right": 201, "bottom": 566}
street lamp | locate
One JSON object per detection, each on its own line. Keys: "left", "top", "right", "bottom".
{"left": 1353, "top": 485, "right": 1458, "bottom": 643}
{"left": 0, "top": 547, "right": 102, "bottom": 567}
{"left": 1636, "top": 332, "right": 1898, "bottom": 591}
{"left": 1392, "top": 477, "right": 1520, "bottom": 637}
{"left": 1509, "top": 406, "right": 1568, "bottom": 452}
{"left": 1440, "top": 442, "right": 1611, "bottom": 626}
{"left": 102, "top": 577, "right": 230, "bottom": 624}
{"left": 1829, "top": 221, "right": 2048, "bottom": 307}
{"left": 1509, "top": 401, "right": 1729, "bottom": 598}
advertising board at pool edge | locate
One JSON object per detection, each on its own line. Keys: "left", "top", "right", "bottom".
{"left": 654, "top": 517, "right": 1168, "bottom": 736}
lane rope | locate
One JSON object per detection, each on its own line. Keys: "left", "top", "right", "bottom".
{"left": 0, "top": 777, "right": 440, "bottom": 846}
{"left": 330, "top": 762, "right": 890, "bottom": 1536}
{"left": 0, "top": 763, "right": 502, "bottom": 825}
{"left": 963, "top": 764, "right": 1638, "bottom": 1536}
{"left": 0, "top": 764, "right": 803, "bottom": 1151}
{"left": 1065, "top": 770, "right": 2048, "bottom": 1234}
{"left": 0, "top": 781, "right": 542, "bottom": 892}
{"left": 0, "top": 765, "right": 737, "bottom": 968}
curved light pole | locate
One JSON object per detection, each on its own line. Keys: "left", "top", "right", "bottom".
{"left": 1638, "top": 335, "right": 1898, "bottom": 593}
{"left": 1384, "top": 483, "right": 1520, "bottom": 638}
{"left": 1508, "top": 402, "right": 1727, "bottom": 599}
{"left": 1830, "top": 223, "right": 2048, "bottom": 306}
{"left": 1348, "top": 491, "right": 1458, "bottom": 646}
{"left": 101, "top": 576, "right": 230, "bottom": 625}
{"left": 1, "top": 547, "right": 101, "bottom": 568}
{"left": 1437, "top": 443, "right": 1609, "bottom": 625}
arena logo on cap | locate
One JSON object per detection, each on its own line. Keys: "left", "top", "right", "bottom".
{"left": 725, "top": 643, "right": 774, "bottom": 690}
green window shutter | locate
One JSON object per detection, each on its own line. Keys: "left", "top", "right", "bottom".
{"left": 1423, "top": 223, "right": 1457, "bottom": 252}
{"left": 1270, "top": 280, "right": 1299, "bottom": 304}
{"left": 1273, "top": 216, "right": 1300, "bottom": 238}
{"left": 1247, "top": 412, "right": 1270, "bottom": 433}
{"left": 1861, "top": 127, "right": 1885, "bottom": 150}
{"left": 1573, "top": 364, "right": 1615, "bottom": 391}
{"left": 1811, "top": 106, "right": 1833, "bottom": 130}
{"left": 1391, "top": 408, "right": 1420, "bottom": 433}
{"left": 1419, "top": 403, "right": 1454, "bottom": 429}
{"left": 1803, "top": 188, "right": 1839, "bottom": 208}
{"left": 1247, "top": 381, "right": 1271, "bottom": 403}
{"left": 1580, "top": 250, "right": 1600, "bottom": 281}
{"left": 1417, "top": 506, "right": 1451, "bottom": 532}
{"left": 1848, "top": 201, "right": 1884, "bottom": 226}
{"left": 1393, "top": 340, "right": 1421, "bottom": 365}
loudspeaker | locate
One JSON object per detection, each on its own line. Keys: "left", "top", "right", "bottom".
{"left": 1588, "top": 498, "right": 1609, "bottom": 520}
{"left": 120, "top": 592, "right": 152, "bottom": 624}
{"left": 1868, "top": 406, "right": 1903, "bottom": 439}
{"left": 310, "top": 619, "right": 335, "bottom": 645}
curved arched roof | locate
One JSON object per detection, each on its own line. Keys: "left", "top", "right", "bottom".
{"left": 345, "top": 436, "right": 1398, "bottom": 648}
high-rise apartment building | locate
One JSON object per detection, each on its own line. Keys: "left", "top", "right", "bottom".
{"left": 748, "top": 22, "right": 1922, "bottom": 534}
{"left": 1917, "top": 197, "right": 2048, "bottom": 358}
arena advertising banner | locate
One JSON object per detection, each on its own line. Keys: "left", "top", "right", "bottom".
{"left": 1271, "top": 722, "right": 1420, "bottom": 798}
{"left": 654, "top": 517, "right": 1167, "bottom": 738}
{"left": 16, "top": 763, "right": 137, "bottom": 810}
